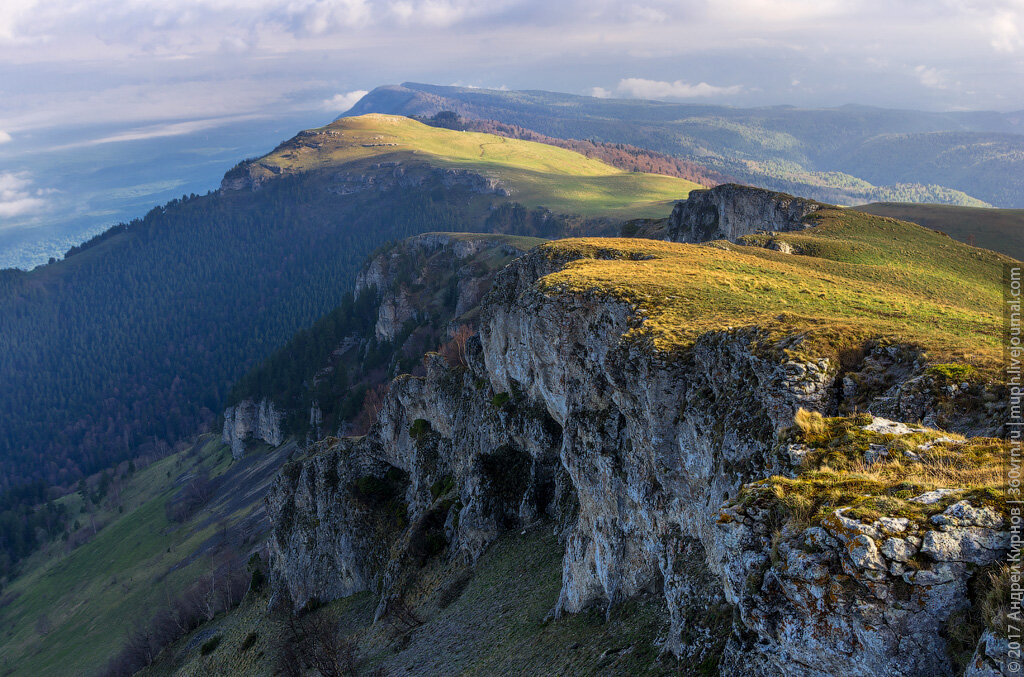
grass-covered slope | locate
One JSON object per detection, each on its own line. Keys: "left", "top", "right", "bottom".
{"left": 854, "top": 202, "right": 1024, "bottom": 261}
{"left": 0, "top": 436, "right": 292, "bottom": 677}
{"left": 537, "top": 208, "right": 1006, "bottom": 368}
{"left": 236, "top": 114, "right": 701, "bottom": 218}
{"left": 0, "top": 114, "right": 693, "bottom": 504}
{"left": 140, "top": 525, "right": 677, "bottom": 677}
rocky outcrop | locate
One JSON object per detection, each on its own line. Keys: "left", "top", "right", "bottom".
{"left": 714, "top": 498, "right": 1008, "bottom": 676}
{"left": 267, "top": 440, "right": 397, "bottom": 607}
{"left": 267, "top": 348, "right": 565, "bottom": 611}
{"left": 355, "top": 232, "right": 533, "bottom": 341}
{"left": 222, "top": 398, "right": 284, "bottom": 459}
{"left": 966, "top": 631, "right": 1014, "bottom": 676}
{"left": 267, "top": 238, "right": 1006, "bottom": 675}
{"left": 666, "top": 184, "right": 825, "bottom": 243}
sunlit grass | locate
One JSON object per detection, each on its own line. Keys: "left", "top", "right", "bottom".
{"left": 735, "top": 411, "right": 1007, "bottom": 532}
{"left": 533, "top": 208, "right": 1007, "bottom": 368}
{"left": 251, "top": 114, "right": 702, "bottom": 218}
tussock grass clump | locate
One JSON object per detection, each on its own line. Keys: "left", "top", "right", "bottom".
{"left": 927, "top": 363, "right": 979, "bottom": 383}
{"left": 979, "top": 562, "right": 1015, "bottom": 636}
{"left": 200, "top": 634, "right": 222, "bottom": 655}
{"left": 793, "top": 408, "right": 828, "bottom": 439}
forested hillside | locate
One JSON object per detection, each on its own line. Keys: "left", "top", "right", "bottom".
{"left": 226, "top": 232, "right": 545, "bottom": 443}
{"left": 0, "top": 175, "right": 465, "bottom": 495}
{"left": 348, "top": 83, "right": 1024, "bottom": 207}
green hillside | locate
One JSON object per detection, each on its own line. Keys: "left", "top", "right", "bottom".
{"left": 0, "top": 114, "right": 696, "bottom": 519}
{"left": 138, "top": 207, "right": 1007, "bottom": 677}
{"left": 139, "top": 525, "right": 674, "bottom": 677}
{"left": 0, "top": 436, "right": 292, "bottom": 677}
{"left": 854, "top": 202, "right": 1024, "bottom": 261}
{"left": 237, "top": 114, "right": 701, "bottom": 218}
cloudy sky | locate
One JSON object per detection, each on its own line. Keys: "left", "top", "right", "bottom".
{"left": 0, "top": 0, "right": 1022, "bottom": 265}
{"left": 2, "top": 0, "right": 1022, "bottom": 132}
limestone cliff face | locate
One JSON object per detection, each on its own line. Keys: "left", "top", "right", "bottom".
{"left": 666, "top": 184, "right": 824, "bottom": 243}
{"left": 224, "top": 232, "right": 539, "bottom": 451}
{"left": 222, "top": 398, "right": 284, "bottom": 459}
{"left": 266, "top": 242, "right": 1007, "bottom": 675}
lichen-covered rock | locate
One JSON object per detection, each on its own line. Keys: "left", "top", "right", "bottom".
{"left": 666, "top": 184, "right": 824, "bottom": 243}
{"left": 713, "top": 495, "right": 1010, "bottom": 676}
{"left": 920, "top": 527, "right": 1009, "bottom": 564}
{"left": 966, "top": 631, "right": 1014, "bottom": 676}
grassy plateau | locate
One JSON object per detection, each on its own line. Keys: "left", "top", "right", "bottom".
{"left": 537, "top": 207, "right": 1008, "bottom": 369}
{"left": 242, "top": 114, "right": 702, "bottom": 218}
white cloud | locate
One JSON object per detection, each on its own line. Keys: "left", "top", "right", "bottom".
{"left": 915, "top": 65, "right": 948, "bottom": 89}
{"left": 286, "top": 0, "right": 373, "bottom": 35}
{"left": 615, "top": 78, "right": 743, "bottom": 100}
{"left": 991, "top": 10, "right": 1023, "bottom": 52}
{"left": 44, "top": 116, "right": 265, "bottom": 152}
{"left": 322, "top": 90, "right": 369, "bottom": 111}
{"left": 590, "top": 86, "right": 612, "bottom": 98}
{"left": 0, "top": 0, "right": 1021, "bottom": 145}
{"left": 0, "top": 130, "right": 11, "bottom": 143}
{"left": 0, "top": 172, "right": 47, "bottom": 218}
{"left": 394, "top": 0, "right": 468, "bottom": 27}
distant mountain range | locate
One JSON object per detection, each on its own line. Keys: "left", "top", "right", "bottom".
{"left": 347, "top": 83, "right": 1024, "bottom": 208}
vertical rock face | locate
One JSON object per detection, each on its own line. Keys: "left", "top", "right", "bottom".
{"left": 666, "top": 184, "right": 824, "bottom": 243}
{"left": 266, "top": 232, "right": 1006, "bottom": 675}
{"left": 267, "top": 349, "right": 566, "bottom": 612}
{"left": 355, "top": 232, "right": 534, "bottom": 341}
{"left": 475, "top": 251, "right": 836, "bottom": 659}
{"left": 222, "top": 398, "right": 284, "bottom": 459}
{"left": 267, "top": 440, "right": 395, "bottom": 607}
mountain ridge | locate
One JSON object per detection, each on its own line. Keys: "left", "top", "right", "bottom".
{"left": 345, "top": 83, "right": 1024, "bottom": 208}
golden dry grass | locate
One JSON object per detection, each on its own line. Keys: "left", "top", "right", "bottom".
{"left": 743, "top": 411, "right": 1007, "bottom": 529}
{"left": 535, "top": 208, "right": 1008, "bottom": 370}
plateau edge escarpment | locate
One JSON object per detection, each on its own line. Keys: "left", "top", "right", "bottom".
{"left": 258, "top": 184, "right": 1013, "bottom": 676}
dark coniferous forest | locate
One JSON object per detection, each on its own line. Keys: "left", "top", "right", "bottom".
{"left": 0, "top": 166, "right": 551, "bottom": 497}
